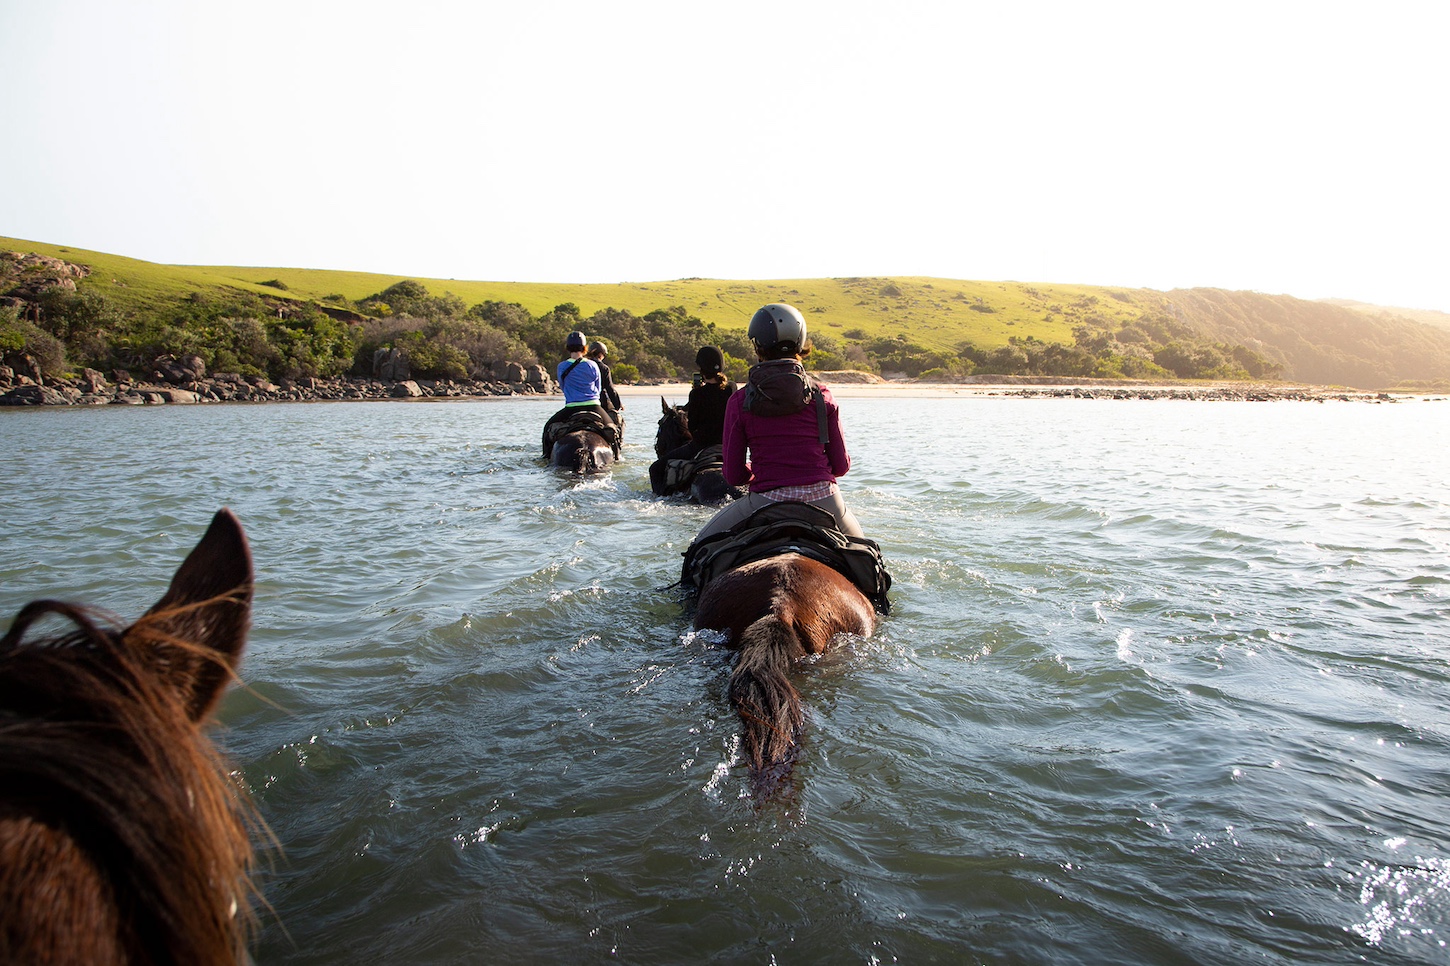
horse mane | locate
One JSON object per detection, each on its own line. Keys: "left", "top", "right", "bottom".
{"left": 0, "top": 598, "right": 256, "bottom": 966}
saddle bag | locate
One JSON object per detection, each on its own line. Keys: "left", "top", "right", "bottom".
{"left": 663, "top": 444, "right": 724, "bottom": 493}
{"left": 680, "top": 501, "right": 892, "bottom": 613}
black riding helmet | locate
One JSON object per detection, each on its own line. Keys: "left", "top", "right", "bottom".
{"left": 747, "top": 303, "right": 807, "bottom": 355}
{"left": 566, "top": 331, "right": 587, "bottom": 352}
{"left": 695, "top": 346, "right": 725, "bottom": 375}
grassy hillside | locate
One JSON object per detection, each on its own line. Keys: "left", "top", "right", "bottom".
{"left": 4, "top": 235, "right": 1448, "bottom": 388}
{"left": 1, "top": 236, "right": 1136, "bottom": 352}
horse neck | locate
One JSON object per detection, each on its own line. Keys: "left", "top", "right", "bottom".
{"left": 0, "top": 638, "right": 252, "bottom": 965}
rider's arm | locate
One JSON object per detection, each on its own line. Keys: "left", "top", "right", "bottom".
{"left": 721, "top": 397, "right": 752, "bottom": 487}
{"left": 823, "top": 390, "right": 851, "bottom": 478}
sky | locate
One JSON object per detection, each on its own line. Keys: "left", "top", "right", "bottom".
{"left": 2, "top": 1, "right": 1446, "bottom": 311}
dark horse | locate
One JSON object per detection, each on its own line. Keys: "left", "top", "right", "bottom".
{"left": 651, "top": 399, "right": 743, "bottom": 504}
{"left": 551, "top": 429, "right": 616, "bottom": 474}
{"left": 692, "top": 551, "right": 876, "bottom": 797}
{"left": 1, "top": 509, "right": 257, "bottom": 965}
{"left": 546, "top": 411, "right": 618, "bottom": 474}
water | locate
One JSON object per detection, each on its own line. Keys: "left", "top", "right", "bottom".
{"left": 2, "top": 393, "right": 1448, "bottom": 965}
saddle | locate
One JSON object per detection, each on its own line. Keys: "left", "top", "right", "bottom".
{"left": 662, "top": 444, "right": 725, "bottom": 493}
{"left": 548, "top": 410, "right": 619, "bottom": 451}
{"left": 680, "top": 501, "right": 892, "bottom": 613}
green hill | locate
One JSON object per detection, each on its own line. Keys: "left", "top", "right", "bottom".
{"left": 4, "top": 235, "right": 1448, "bottom": 389}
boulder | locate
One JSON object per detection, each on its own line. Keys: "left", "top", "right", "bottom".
{"left": 0, "top": 385, "right": 72, "bottom": 406}
{"left": 3, "top": 353, "right": 44, "bottom": 385}
{"left": 151, "top": 353, "right": 206, "bottom": 385}
{"left": 373, "top": 347, "right": 411, "bottom": 381}
{"left": 390, "top": 380, "right": 424, "bottom": 398}
{"left": 80, "top": 368, "right": 109, "bottom": 394}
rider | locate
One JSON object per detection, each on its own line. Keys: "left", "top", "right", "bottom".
{"left": 687, "top": 303, "right": 864, "bottom": 542}
{"left": 587, "top": 340, "right": 624, "bottom": 441}
{"left": 649, "top": 345, "right": 736, "bottom": 494}
{"left": 541, "top": 331, "right": 619, "bottom": 458}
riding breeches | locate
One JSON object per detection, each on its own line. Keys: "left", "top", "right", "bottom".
{"left": 691, "top": 486, "right": 865, "bottom": 545}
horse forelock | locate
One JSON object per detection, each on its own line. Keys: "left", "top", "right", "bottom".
{"left": 0, "top": 601, "right": 255, "bottom": 965}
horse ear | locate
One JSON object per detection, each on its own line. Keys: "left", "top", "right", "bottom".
{"left": 661, "top": 396, "right": 670, "bottom": 414}
{"left": 127, "top": 509, "right": 253, "bottom": 722}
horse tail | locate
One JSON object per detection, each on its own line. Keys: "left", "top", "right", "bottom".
{"left": 729, "top": 613, "right": 807, "bottom": 779}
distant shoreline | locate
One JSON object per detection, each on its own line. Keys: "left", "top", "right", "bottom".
{"left": 628, "top": 380, "right": 1437, "bottom": 403}
{"left": 2, "top": 370, "right": 1440, "bottom": 408}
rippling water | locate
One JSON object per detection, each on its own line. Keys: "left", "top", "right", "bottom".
{"left": 3, "top": 394, "right": 1448, "bottom": 965}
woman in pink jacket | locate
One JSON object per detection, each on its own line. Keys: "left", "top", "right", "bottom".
{"left": 689, "top": 303, "right": 864, "bottom": 543}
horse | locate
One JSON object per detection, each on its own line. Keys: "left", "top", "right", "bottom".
{"left": 0, "top": 509, "right": 258, "bottom": 965}
{"left": 692, "top": 550, "right": 877, "bottom": 799}
{"left": 546, "top": 410, "right": 618, "bottom": 474}
{"left": 650, "top": 399, "right": 743, "bottom": 504}
{"left": 550, "top": 428, "right": 616, "bottom": 474}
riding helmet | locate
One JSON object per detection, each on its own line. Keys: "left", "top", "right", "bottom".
{"left": 695, "top": 345, "right": 724, "bottom": 375}
{"left": 588, "top": 340, "right": 608, "bottom": 357}
{"left": 747, "top": 303, "right": 807, "bottom": 355}
{"left": 566, "top": 331, "right": 587, "bottom": 352}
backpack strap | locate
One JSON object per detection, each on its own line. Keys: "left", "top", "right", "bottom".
{"left": 558, "top": 358, "right": 584, "bottom": 389}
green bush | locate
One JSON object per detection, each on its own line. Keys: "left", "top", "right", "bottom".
{"left": 0, "top": 307, "right": 67, "bottom": 377}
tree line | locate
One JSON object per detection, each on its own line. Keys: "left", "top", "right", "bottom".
{"left": 2, "top": 275, "right": 1295, "bottom": 386}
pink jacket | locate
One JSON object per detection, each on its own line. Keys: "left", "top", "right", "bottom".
{"left": 721, "top": 382, "right": 851, "bottom": 490}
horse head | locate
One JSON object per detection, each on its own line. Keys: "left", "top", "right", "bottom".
{"left": 0, "top": 509, "right": 257, "bottom": 965}
{"left": 655, "top": 397, "right": 690, "bottom": 460}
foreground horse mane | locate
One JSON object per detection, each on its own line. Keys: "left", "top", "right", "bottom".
{"left": 694, "top": 554, "right": 875, "bottom": 796}
{"left": 0, "top": 510, "right": 257, "bottom": 965}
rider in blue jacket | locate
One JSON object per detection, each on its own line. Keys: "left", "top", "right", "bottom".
{"left": 542, "top": 331, "right": 619, "bottom": 457}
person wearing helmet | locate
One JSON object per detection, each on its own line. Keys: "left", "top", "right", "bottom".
{"left": 687, "top": 303, "right": 864, "bottom": 542}
{"left": 649, "top": 345, "right": 736, "bottom": 494}
{"left": 587, "top": 340, "right": 624, "bottom": 417}
{"left": 541, "top": 331, "right": 620, "bottom": 458}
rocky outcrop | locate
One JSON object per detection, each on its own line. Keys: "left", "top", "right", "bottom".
{"left": 373, "top": 347, "right": 410, "bottom": 381}
{"left": 0, "top": 251, "right": 91, "bottom": 301}
{"left": 0, "top": 353, "right": 562, "bottom": 406}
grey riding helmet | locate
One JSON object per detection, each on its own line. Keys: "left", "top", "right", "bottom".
{"left": 747, "top": 303, "right": 807, "bottom": 355}
{"left": 566, "top": 331, "right": 587, "bottom": 351}
{"left": 588, "top": 341, "right": 608, "bottom": 357}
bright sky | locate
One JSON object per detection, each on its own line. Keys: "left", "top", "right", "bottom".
{"left": 2, "top": 1, "right": 1446, "bottom": 311}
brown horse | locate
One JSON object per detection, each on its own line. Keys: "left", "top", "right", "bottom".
{"left": 0, "top": 509, "right": 257, "bottom": 965}
{"left": 693, "top": 552, "right": 875, "bottom": 797}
